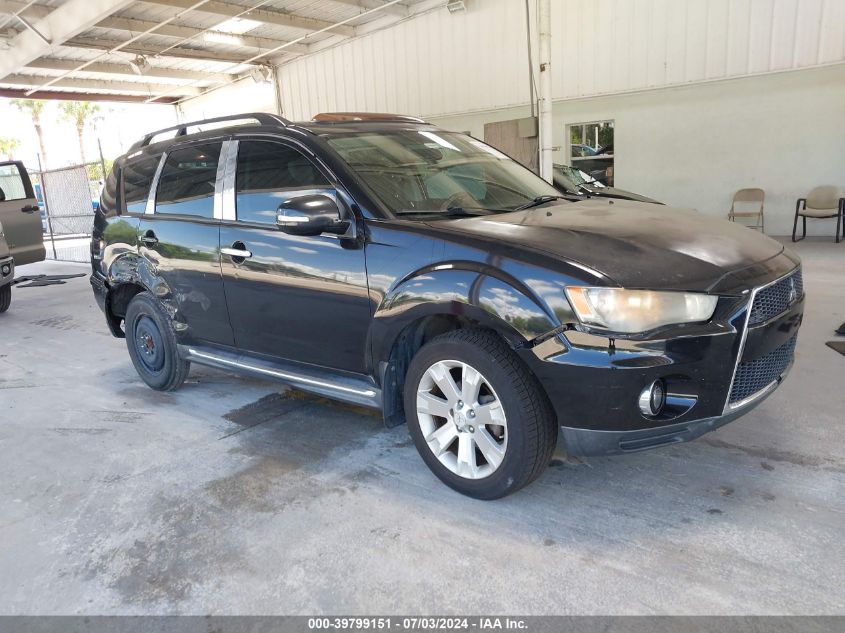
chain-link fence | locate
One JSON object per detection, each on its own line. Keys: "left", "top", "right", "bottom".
{"left": 29, "top": 160, "right": 105, "bottom": 264}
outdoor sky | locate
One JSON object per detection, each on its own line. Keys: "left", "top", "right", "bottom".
{"left": 0, "top": 99, "right": 178, "bottom": 171}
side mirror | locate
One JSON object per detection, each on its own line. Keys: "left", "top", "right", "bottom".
{"left": 277, "top": 194, "right": 349, "bottom": 236}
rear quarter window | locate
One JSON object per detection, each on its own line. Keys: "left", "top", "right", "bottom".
{"left": 122, "top": 155, "right": 161, "bottom": 214}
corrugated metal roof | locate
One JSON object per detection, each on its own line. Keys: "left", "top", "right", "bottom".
{"left": 2, "top": 0, "right": 428, "bottom": 101}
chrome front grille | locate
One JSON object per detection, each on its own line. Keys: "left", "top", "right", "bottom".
{"left": 748, "top": 267, "right": 803, "bottom": 325}
{"left": 729, "top": 335, "right": 796, "bottom": 405}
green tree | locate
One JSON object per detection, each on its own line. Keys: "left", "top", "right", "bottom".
{"left": 60, "top": 101, "right": 101, "bottom": 165}
{"left": 0, "top": 137, "right": 20, "bottom": 161}
{"left": 11, "top": 99, "right": 49, "bottom": 167}
{"left": 86, "top": 158, "right": 114, "bottom": 182}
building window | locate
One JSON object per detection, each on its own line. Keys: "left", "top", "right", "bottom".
{"left": 568, "top": 120, "right": 614, "bottom": 185}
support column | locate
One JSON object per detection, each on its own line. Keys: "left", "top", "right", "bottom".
{"left": 537, "top": 0, "right": 553, "bottom": 183}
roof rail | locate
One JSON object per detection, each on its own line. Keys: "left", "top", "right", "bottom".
{"left": 311, "top": 112, "right": 428, "bottom": 124}
{"left": 129, "top": 112, "right": 291, "bottom": 150}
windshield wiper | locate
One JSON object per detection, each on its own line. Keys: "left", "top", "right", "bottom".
{"left": 394, "top": 207, "right": 487, "bottom": 218}
{"left": 514, "top": 195, "right": 567, "bottom": 211}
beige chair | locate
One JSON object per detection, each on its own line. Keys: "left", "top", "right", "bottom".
{"left": 793, "top": 186, "right": 845, "bottom": 243}
{"left": 728, "top": 188, "right": 765, "bottom": 232}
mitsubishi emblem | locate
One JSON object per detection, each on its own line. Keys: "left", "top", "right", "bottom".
{"left": 787, "top": 277, "right": 798, "bottom": 305}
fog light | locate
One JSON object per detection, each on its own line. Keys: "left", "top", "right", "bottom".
{"left": 638, "top": 379, "right": 666, "bottom": 417}
{"left": 1, "top": 264, "right": 10, "bottom": 276}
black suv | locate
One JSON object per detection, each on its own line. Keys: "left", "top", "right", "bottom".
{"left": 90, "top": 112, "right": 804, "bottom": 499}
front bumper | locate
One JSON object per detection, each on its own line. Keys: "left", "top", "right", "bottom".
{"left": 517, "top": 269, "right": 803, "bottom": 457}
{"left": 0, "top": 256, "right": 13, "bottom": 286}
{"left": 558, "top": 362, "right": 789, "bottom": 455}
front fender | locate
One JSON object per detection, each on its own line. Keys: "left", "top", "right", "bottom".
{"left": 369, "top": 261, "right": 560, "bottom": 364}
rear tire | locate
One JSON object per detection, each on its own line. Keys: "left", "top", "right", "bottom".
{"left": 404, "top": 329, "right": 557, "bottom": 499}
{"left": 0, "top": 284, "right": 10, "bottom": 313}
{"left": 125, "top": 292, "right": 190, "bottom": 391}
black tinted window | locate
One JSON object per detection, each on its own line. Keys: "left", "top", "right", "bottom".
{"left": 122, "top": 155, "right": 161, "bottom": 214}
{"left": 155, "top": 143, "right": 221, "bottom": 218}
{"left": 235, "top": 141, "right": 331, "bottom": 224}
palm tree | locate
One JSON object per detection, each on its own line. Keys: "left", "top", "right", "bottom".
{"left": 0, "top": 137, "right": 21, "bottom": 161}
{"left": 11, "top": 99, "right": 49, "bottom": 167}
{"left": 60, "top": 101, "right": 101, "bottom": 165}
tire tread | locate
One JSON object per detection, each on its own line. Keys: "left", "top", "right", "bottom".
{"left": 0, "top": 284, "right": 10, "bottom": 313}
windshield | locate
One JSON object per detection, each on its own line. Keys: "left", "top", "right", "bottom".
{"left": 326, "top": 130, "right": 561, "bottom": 216}
{"left": 554, "top": 164, "right": 605, "bottom": 188}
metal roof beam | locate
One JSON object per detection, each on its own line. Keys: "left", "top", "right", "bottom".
{"left": 139, "top": 0, "right": 356, "bottom": 37}
{"left": 0, "top": 0, "right": 51, "bottom": 23}
{"left": 0, "top": 87, "right": 180, "bottom": 102}
{"left": 0, "top": 0, "right": 134, "bottom": 81}
{"left": 96, "top": 15, "right": 308, "bottom": 54}
{"left": 327, "top": 0, "right": 408, "bottom": 18}
{"left": 64, "top": 37, "right": 273, "bottom": 65}
{"left": 25, "top": 57, "right": 232, "bottom": 83}
{"left": 2, "top": 73, "right": 202, "bottom": 95}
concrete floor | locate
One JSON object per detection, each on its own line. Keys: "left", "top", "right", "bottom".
{"left": 0, "top": 240, "right": 843, "bottom": 615}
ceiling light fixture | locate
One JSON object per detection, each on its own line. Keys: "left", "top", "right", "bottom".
{"left": 127, "top": 55, "right": 150, "bottom": 75}
{"left": 249, "top": 63, "right": 273, "bottom": 84}
{"left": 214, "top": 17, "right": 262, "bottom": 34}
{"left": 446, "top": 0, "right": 467, "bottom": 13}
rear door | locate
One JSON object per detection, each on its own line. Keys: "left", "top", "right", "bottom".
{"left": 0, "top": 161, "right": 45, "bottom": 265}
{"left": 138, "top": 140, "right": 234, "bottom": 347}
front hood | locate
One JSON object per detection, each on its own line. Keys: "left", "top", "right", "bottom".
{"left": 436, "top": 198, "right": 788, "bottom": 292}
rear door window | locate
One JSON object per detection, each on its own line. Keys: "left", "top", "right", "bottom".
{"left": 122, "top": 154, "right": 161, "bottom": 214}
{"left": 0, "top": 163, "right": 30, "bottom": 202}
{"left": 155, "top": 143, "right": 222, "bottom": 218}
{"left": 235, "top": 141, "right": 332, "bottom": 224}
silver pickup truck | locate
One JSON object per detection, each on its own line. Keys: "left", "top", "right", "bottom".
{"left": 0, "top": 161, "right": 46, "bottom": 313}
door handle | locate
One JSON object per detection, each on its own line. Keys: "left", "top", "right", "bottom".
{"left": 21, "top": 205, "right": 39, "bottom": 213}
{"left": 221, "top": 247, "right": 253, "bottom": 259}
{"left": 140, "top": 232, "right": 158, "bottom": 246}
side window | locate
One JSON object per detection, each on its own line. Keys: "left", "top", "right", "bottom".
{"left": 122, "top": 154, "right": 161, "bottom": 214}
{"left": 155, "top": 143, "right": 222, "bottom": 218}
{"left": 0, "top": 163, "right": 29, "bottom": 202}
{"left": 235, "top": 141, "right": 332, "bottom": 224}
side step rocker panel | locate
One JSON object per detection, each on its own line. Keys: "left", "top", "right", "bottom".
{"left": 179, "top": 345, "right": 382, "bottom": 410}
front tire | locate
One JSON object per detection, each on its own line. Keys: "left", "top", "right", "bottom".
{"left": 125, "top": 292, "right": 190, "bottom": 391}
{"left": 404, "top": 329, "right": 557, "bottom": 499}
{"left": 0, "top": 284, "right": 10, "bottom": 313}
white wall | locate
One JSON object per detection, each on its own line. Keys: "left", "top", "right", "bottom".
{"left": 177, "top": 78, "right": 276, "bottom": 122}
{"left": 432, "top": 64, "right": 845, "bottom": 237}
{"left": 176, "top": 0, "right": 845, "bottom": 237}
{"left": 277, "top": 0, "right": 845, "bottom": 121}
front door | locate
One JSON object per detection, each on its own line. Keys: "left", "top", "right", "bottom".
{"left": 0, "top": 161, "right": 45, "bottom": 265}
{"left": 138, "top": 141, "right": 234, "bottom": 347}
{"left": 220, "top": 139, "right": 371, "bottom": 373}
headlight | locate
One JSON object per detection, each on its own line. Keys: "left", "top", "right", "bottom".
{"left": 565, "top": 287, "right": 718, "bottom": 334}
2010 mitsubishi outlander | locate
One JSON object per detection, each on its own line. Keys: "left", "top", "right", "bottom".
{"left": 90, "top": 112, "right": 804, "bottom": 499}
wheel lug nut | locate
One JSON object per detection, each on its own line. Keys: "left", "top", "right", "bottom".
{"left": 469, "top": 426, "right": 475, "bottom": 433}
{"left": 468, "top": 410, "right": 475, "bottom": 418}
{"left": 457, "top": 400, "right": 463, "bottom": 408}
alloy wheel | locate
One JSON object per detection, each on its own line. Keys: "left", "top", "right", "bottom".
{"left": 416, "top": 359, "right": 508, "bottom": 479}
